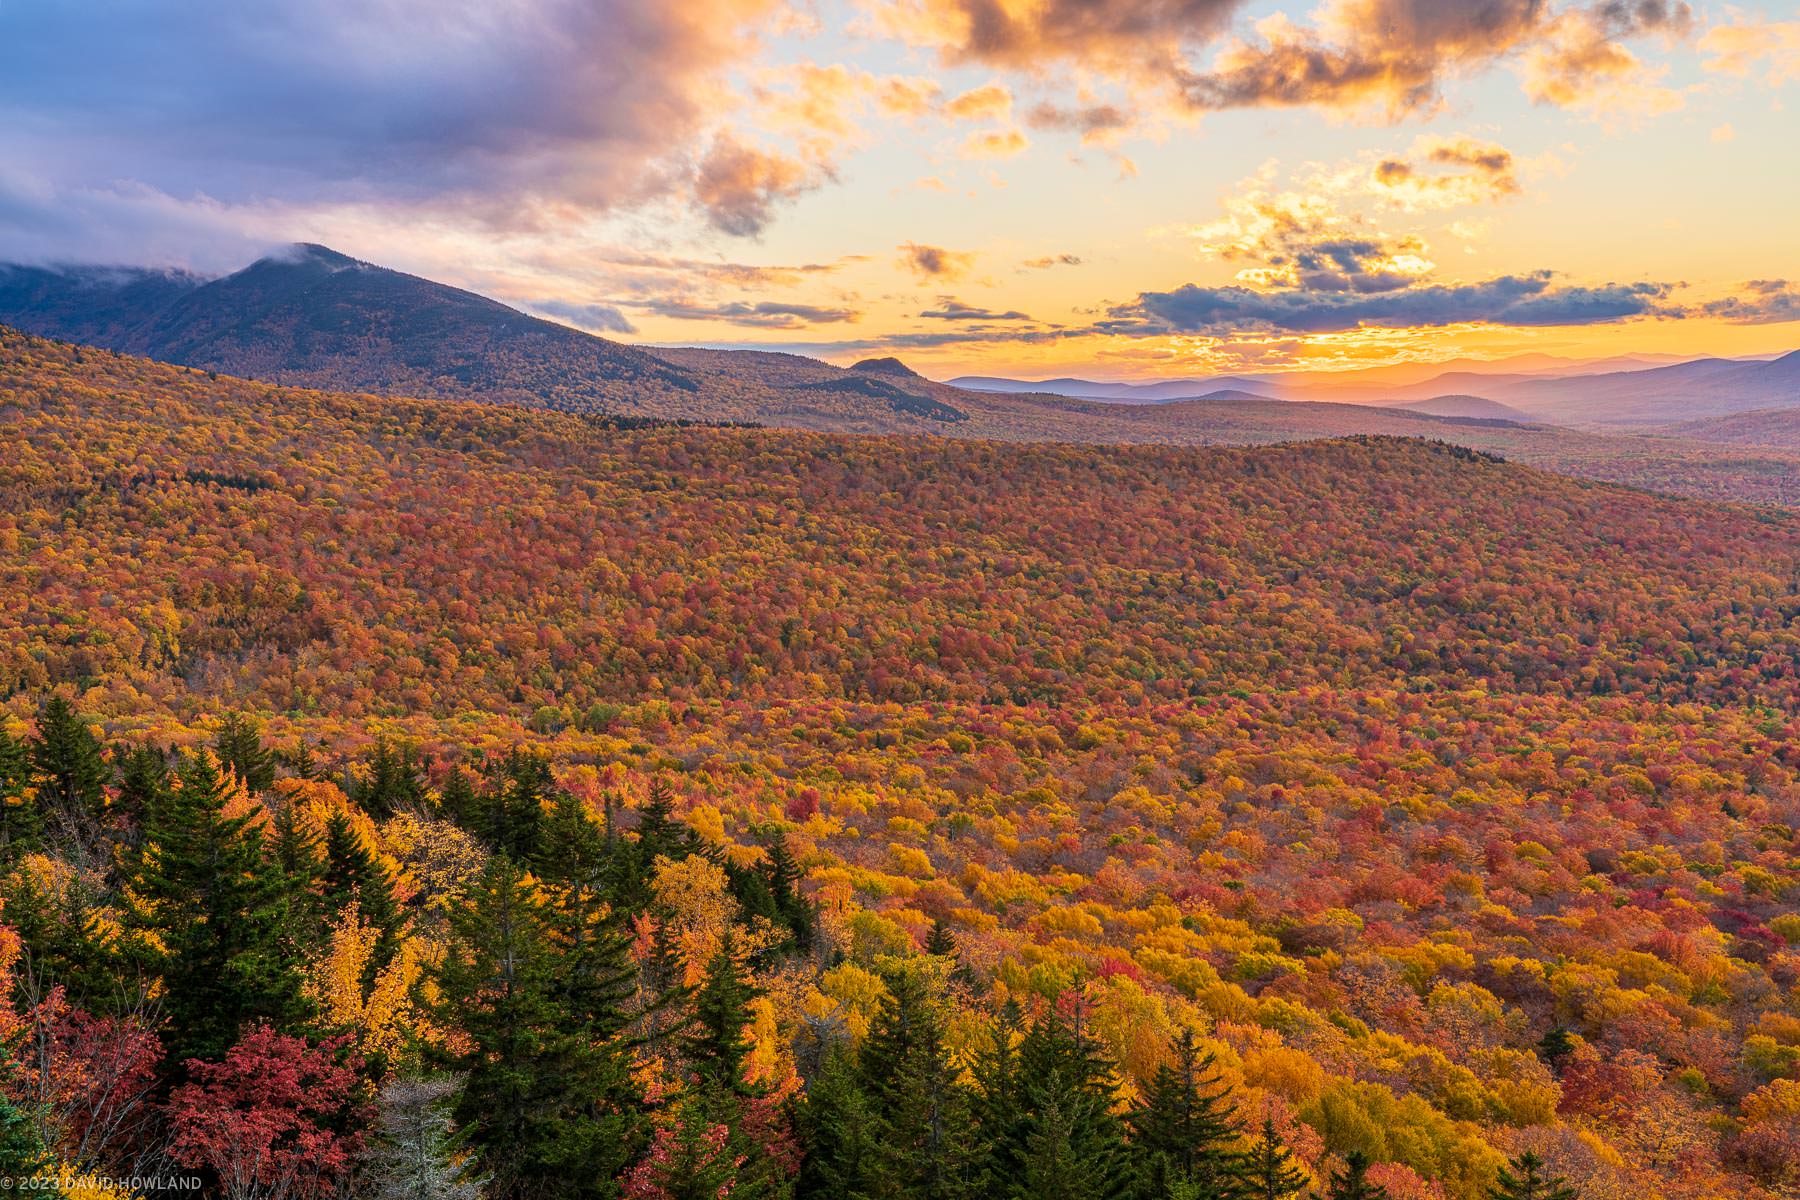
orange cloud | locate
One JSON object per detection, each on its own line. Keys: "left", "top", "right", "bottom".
{"left": 1701, "top": 18, "right": 1800, "bottom": 86}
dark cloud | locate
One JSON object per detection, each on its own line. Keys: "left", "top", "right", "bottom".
{"left": 1178, "top": 0, "right": 1550, "bottom": 117}
{"left": 532, "top": 299, "right": 638, "bottom": 334}
{"left": 1025, "top": 102, "right": 1134, "bottom": 141}
{"left": 899, "top": 242, "right": 976, "bottom": 280}
{"left": 919, "top": 298, "right": 1032, "bottom": 321}
{"left": 1699, "top": 280, "right": 1800, "bottom": 326}
{"left": 1022, "top": 254, "right": 1085, "bottom": 270}
{"left": 1174, "top": 0, "right": 1689, "bottom": 119}
{"left": 0, "top": 0, "right": 781, "bottom": 256}
{"left": 692, "top": 135, "right": 822, "bottom": 237}
{"left": 641, "top": 299, "right": 861, "bottom": 328}
{"left": 915, "top": 0, "right": 1242, "bottom": 70}
{"left": 1117, "top": 272, "right": 1677, "bottom": 333}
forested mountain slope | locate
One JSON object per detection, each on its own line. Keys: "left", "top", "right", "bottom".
{"left": 6, "top": 332, "right": 1800, "bottom": 1199}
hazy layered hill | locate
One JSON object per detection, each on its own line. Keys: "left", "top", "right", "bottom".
{"left": 6, "top": 247, "right": 1800, "bottom": 506}
{"left": 1393, "top": 394, "right": 1534, "bottom": 421}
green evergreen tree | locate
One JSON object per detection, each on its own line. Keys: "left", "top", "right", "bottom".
{"left": 857, "top": 969, "right": 977, "bottom": 1199}
{"left": 351, "top": 738, "right": 428, "bottom": 820}
{"left": 764, "top": 837, "right": 813, "bottom": 953}
{"left": 796, "top": 1042, "right": 879, "bottom": 1200}
{"left": 686, "top": 935, "right": 760, "bottom": 1091}
{"left": 0, "top": 727, "right": 41, "bottom": 861}
{"left": 1237, "top": 1118, "right": 1308, "bottom": 1200}
{"left": 0, "top": 1046, "right": 52, "bottom": 1185}
{"left": 30, "top": 696, "right": 110, "bottom": 825}
{"left": 532, "top": 793, "right": 639, "bottom": 1048}
{"left": 322, "top": 810, "right": 402, "bottom": 971}
{"left": 1015, "top": 1071, "right": 1116, "bottom": 1200}
{"left": 214, "top": 712, "right": 277, "bottom": 794}
{"left": 1325, "top": 1151, "right": 1389, "bottom": 1200}
{"left": 999, "top": 1004, "right": 1134, "bottom": 1200}
{"left": 112, "top": 743, "right": 170, "bottom": 838}
{"left": 969, "top": 1003, "right": 1028, "bottom": 1198}
{"left": 124, "top": 750, "right": 304, "bottom": 1066}
{"left": 1127, "top": 1030, "right": 1241, "bottom": 1199}
{"left": 430, "top": 856, "right": 642, "bottom": 1200}
{"left": 470, "top": 752, "right": 548, "bottom": 862}
{"left": 1488, "top": 1153, "right": 1578, "bottom": 1200}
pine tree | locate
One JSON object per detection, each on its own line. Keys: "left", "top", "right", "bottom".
{"left": 924, "top": 917, "right": 957, "bottom": 959}
{"left": 430, "top": 857, "right": 642, "bottom": 1200}
{"left": 469, "top": 752, "right": 548, "bottom": 862}
{"left": 999, "top": 1004, "right": 1134, "bottom": 1200}
{"left": 970, "top": 1002, "right": 1028, "bottom": 1197}
{"left": 30, "top": 696, "right": 110, "bottom": 826}
{"left": 532, "top": 793, "right": 637, "bottom": 1045}
{"left": 0, "top": 726, "right": 42, "bottom": 861}
{"left": 1488, "top": 1153, "right": 1578, "bottom": 1200}
{"left": 361, "top": 1073, "right": 487, "bottom": 1200}
{"left": 322, "top": 811, "right": 402, "bottom": 973}
{"left": 1325, "top": 1151, "right": 1389, "bottom": 1200}
{"left": 686, "top": 935, "right": 760, "bottom": 1091}
{"left": 764, "top": 837, "right": 813, "bottom": 953}
{"left": 857, "top": 969, "right": 978, "bottom": 1199}
{"left": 355, "top": 739, "right": 426, "bottom": 821}
{"left": 270, "top": 800, "right": 324, "bottom": 932}
{"left": 1128, "top": 1030, "right": 1241, "bottom": 1199}
{"left": 797, "top": 1042, "right": 879, "bottom": 1200}
{"left": 1237, "top": 1118, "right": 1308, "bottom": 1200}
{"left": 112, "top": 743, "right": 170, "bottom": 838}
{"left": 214, "top": 712, "right": 277, "bottom": 795}
{"left": 437, "top": 765, "right": 477, "bottom": 827}
{"left": 1015, "top": 1071, "right": 1116, "bottom": 1200}
{"left": 124, "top": 750, "right": 305, "bottom": 1066}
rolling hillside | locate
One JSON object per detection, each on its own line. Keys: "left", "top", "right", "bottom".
{"left": 11, "top": 330, "right": 1800, "bottom": 1199}
{"left": 5, "top": 249, "right": 1800, "bottom": 506}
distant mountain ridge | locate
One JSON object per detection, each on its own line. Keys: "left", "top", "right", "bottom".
{"left": 0, "top": 244, "right": 704, "bottom": 411}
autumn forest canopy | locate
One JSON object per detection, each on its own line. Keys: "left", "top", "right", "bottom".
{"left": 5, "top": 327, "right": 1800, "bottom": 1200}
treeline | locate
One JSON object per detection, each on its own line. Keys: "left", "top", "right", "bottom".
{"left": 0, "top": 699, "right": 1582, "bottom": 1200}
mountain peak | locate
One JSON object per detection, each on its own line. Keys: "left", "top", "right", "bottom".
{"left": 849, "top": 356, "right": 921, "bottom": 379}
{"left": 246, "top": 243, "right": 365, "bottom": 273}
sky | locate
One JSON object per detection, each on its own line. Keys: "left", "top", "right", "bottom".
{"left": 1, "top": 0, "right": 1797, "bottom": 379}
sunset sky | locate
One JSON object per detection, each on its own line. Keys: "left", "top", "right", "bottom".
{"left": 2, "top": 0, "right": 1797, "bottom": 378}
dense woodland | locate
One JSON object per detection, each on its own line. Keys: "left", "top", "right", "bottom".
{"left": 5, "top": 331, "right": 1800, "bottom": 1198}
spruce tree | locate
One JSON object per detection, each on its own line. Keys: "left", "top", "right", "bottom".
{"left": 1325, "top": 1151, "right": 1389, "bottom": 1200}
{"left": 470, "top": 752, "right": 548, "bottom": 862}
{"left": 686, "top": 935, "right": 760, "bottom": 1091}
{"left": 0, "top": 726, "right": 42, "bottom": 861}
{"left": 1015, "top": 1071, "right": 1116, "bottom": 1200}
{"left": 857, "top": 970, "right": 978, "bottom": 1200}
{"left": 322, "top": 811, "right": 402, "bottom": 972}
{"left": 1488, "top": 1153, "right": 1578, "bottom": 1200}
{"left": 764, "top": 837, "right": 814, "bottom": 953}
{"left": 352, "top": 738, "right": 428, "bottom": 820}
{"left": 970, "top": 1003, "right": 1028, "bottom": 1197}
{"left": 1128, "top": 1030, "right": 1241, "bottom": 1199}
{"left": 214, "top": 712, "right": 277, "bottom": 795}
{"left": 532, "top": 793, "right": 638, "bottom": 1047}
{"left": 431, "top": 856, "right": 641, "bottom": 1200}
{"left": 124, "top": 750, "right": 304, "bottom": 1066}
{"left": 1002, "top": 1005, "right": 1134, "bottom": 1200}
{"left": 796, "top": 1043, "right": 879, "bottom": 1200}
{"left": 30, "top": 696, "right": 110, "bottom": 826}
{"left": 1237, "top": 1118, "right": 1308, "bottom": 1200}
{"left": 112, "top": 743, "right": 170, "bottom": 839}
